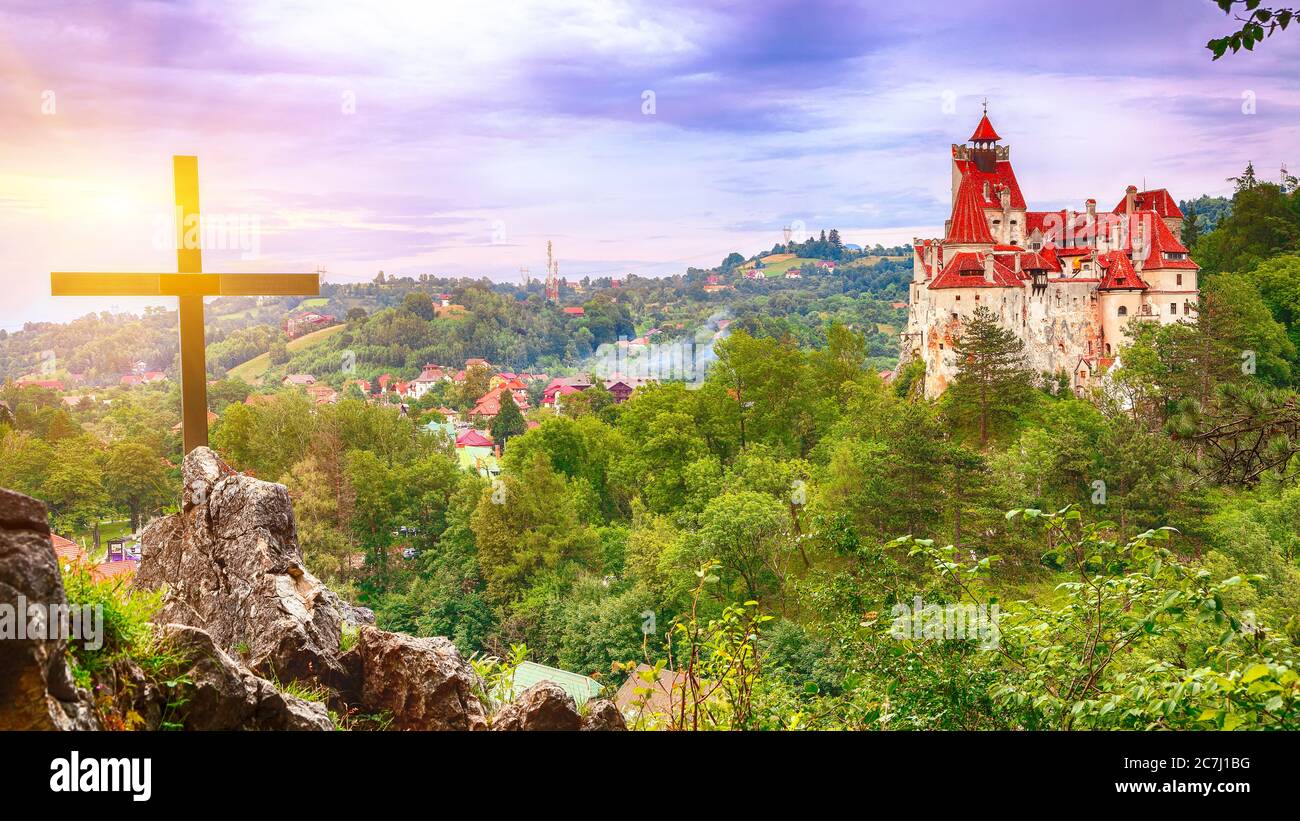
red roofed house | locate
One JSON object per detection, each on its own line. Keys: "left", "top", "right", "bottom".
{"left": 542, "top": 376, "right": 593, "bottom": 408}
{"left": 306, "top": 384, "right": 339, "bottom": 405}
{"left": 283, "top": 311, "right": 337, "bottom": 339}
{"left": 172, "top": 410, "right": 219, "bottom": 431}
{"left": 455, "top": 428, "right": 493, "bottom": 448}
{"left": 409, "top": 364, "right": 450, "bottom": 400}
{"left": 92, "top": 559, "right": 138, "bottom": 583}
{"left": 51, "top": 533, "right": 88, "bottom": 570}
{"left": 17, "top": 379, "right": 66, "bottom": 391}
{"left": 562, "top": 306, "right": 585, "bottom": 316}
{"left": 904, "top": 107, "right": 1198, "bottom": 397}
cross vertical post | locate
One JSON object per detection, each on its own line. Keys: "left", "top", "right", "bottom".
{"left": 174, "top": 156, "right": 209, "bottom": 454}
{"left": 51, "top": 156, "right": 320, "bottom": 455}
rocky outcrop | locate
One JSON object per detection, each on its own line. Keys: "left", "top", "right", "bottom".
{"left": 491, "top": 682, "right": 583, "bottom": 731}
{"left": 343, "top": 626, "right": 487, "bottom": 731}
{"left": 3, "top": 447, "right": 626, "bottom": 732}
{"left": 134, "top": 447, "right": 365, "bottom": 684}
{"left": 0, "top": 488, "right": 98, "bottom": 730}
{"left": 489, "top": 683, "right": 627, "bottom": 731}
{"left": 580, "top": 698, "right": 628, "bottom": 731}
{"left": 156, "top": 624, "right": 333, "bottom": 731}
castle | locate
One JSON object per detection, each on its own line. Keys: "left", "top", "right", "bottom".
{"left": 902, "top": 109, "right": 1200, "bottom": 397}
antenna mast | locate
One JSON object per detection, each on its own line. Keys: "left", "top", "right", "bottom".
{"left": 519, "top": 266, "right": 531, "bottom": 287}
{"left": 545, "top": 241, "right": 559, "bottom": 303}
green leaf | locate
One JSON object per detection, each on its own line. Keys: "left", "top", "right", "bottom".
{"left": 1242, "top": 663, "right": 1270, "bottom": 683}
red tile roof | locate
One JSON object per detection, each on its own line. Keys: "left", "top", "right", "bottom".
{"left": 1098, "top": 251, "right": 1150, "bottom": 291}
{"left": 51, "top": 534, "right": 88, "bottom": 567}
{"left": 16, "top": 379, "right": 65, "bottom": 391}
{"left": 455, "top": 429, "right": 493, "bottom": 448}
{"left": 928, "top": 252, "right": 1022, "bottom": 289}
{"left": 969, "top": 113, "right": 1001, "bottom": 143}
{"left": 1136, "top": 214, "right": 1198, "bottom": 270}
{"left": 945, "top": 175, "right": 996, "bottom": 245}
{"left": 1112, "top": 188, "right": 1184, "bottom": 220}
{"left": 1019, "top": 251, "right": 1054, "bottom": 271}
{"left": 91, "top": 560, "right": 138, "bottom": 583}
{"left": 952, "top": 157, "right": 1027, "bottom": 211}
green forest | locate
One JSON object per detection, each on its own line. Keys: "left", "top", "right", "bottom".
{"left": 4, "top": 179, "right": 1300, "bottom": 730}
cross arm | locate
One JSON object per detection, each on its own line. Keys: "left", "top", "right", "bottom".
{"left": 51, "top": 272, "right": 320, "bottom": 297}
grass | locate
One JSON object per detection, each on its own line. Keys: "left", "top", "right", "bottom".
{"left": 300, "top": 297, "right": 330, "bottom": 308}
{"left": 745, "top": 256, "right": 819, "bottom": 277}
{"left": 70, "top": 519, "right": 134, "bottom": 559}
{"left": 227, "top": 324, "right": 346, "bottom": 384}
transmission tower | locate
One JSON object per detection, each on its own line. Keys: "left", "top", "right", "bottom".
{"left": 545, "top": 241, "right": 559, "bottom": 303}
{"left": 519, "top": 266, "right": 531, "bottom": 287}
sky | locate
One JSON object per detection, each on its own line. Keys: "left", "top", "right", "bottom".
{"left": 1, "top": 0, "right": 1298, "bottom": 329}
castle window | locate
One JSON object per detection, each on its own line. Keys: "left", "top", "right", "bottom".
{"left": 955, "top": 295, "right": 960, "bottom": 301}
{"left": 1117, "top": 306, "right": 1128, "bottom": 317}
{"left": 1176, "top": 273, "right": 1183, "bottom": 286}
{"left": 1170, "top": 302, "right": 1177, "bottom": 315}
{"left": 1106, "top": 343, "right": 1112, "bottom": 356}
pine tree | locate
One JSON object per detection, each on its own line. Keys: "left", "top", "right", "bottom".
{"left": 1228, "top": 161, "right": 1259, "bottom": 193}
{"left": 490, "top": 390, "right": 527, "bottom": 448}
{"left": 1181, "top": 203, "right": 1201, "bottom": 250}
{"left": 946, "top": 305, "right": 1034, "bottom": 446}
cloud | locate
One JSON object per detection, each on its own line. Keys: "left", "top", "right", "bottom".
{"left": 1, "top": 0, "right": 1298, "bottom": 328}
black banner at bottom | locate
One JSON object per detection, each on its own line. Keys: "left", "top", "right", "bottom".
{"left": 3, "top": 730, "right": 1287, "bottom": 808}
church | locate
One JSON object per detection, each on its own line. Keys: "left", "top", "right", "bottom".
{"left": 902, "top": 110, "right": 1200, "bottom": 397}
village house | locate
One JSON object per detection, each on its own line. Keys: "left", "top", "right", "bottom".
{"left": 120, "top": 370, "right": 165, "bottom": 386}
{"left": 454, "top": 428, "right": 499, "bottom": 477}
{"left": 282, "top": 373, "right": 317, "bottom": 387}
{"left": 408, "top": 363, "right": 451, "bottom": 400}
{"left": 542, "top": 375, "right": 593, "bottom": 408}
{"left": 902, "top": 110, "right": 1199, "bottom": 397}
{"left": 15, "top": 378, "right": 65, "bottom": 391}
{"left": 603, "top": 375, "right": 652, "bottom": 404}
{"left": 613, "top": 663, "right": 712, "bottom": 726}
{"left": 172, "top": 410, "right": 219, "bottom": 432}
{"left": 470, "top": 382, "right": 530, "bottom": 420}
{"left": 282, "top": 311, "right": 336, "bottom": 339}
{"left": 511, "top": 661, "right": 603, "bottom": 707}
{"left": 305, "top": 384, "right": 339, "bottom": 405}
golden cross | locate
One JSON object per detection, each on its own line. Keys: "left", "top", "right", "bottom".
{"left": 51, "top": 156, "right": 319, "bottom": 453}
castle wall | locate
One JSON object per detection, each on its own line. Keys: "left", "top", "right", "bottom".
{"left": 908, "top": 279, "right": 1107, "bottom": 397}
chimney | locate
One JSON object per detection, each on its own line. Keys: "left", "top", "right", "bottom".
{"left": 1086, "top": 198, "right": 1096, "bottom": 220}
{"left": 983, "top": 253, "right": 994, "bottom": 283}
{"left": 1014, "top": 253, "right": 1021, "bottom": 274}
{"left": 1124, "top": 185, "right": 1137, "bottom": 215}
{"left": 927, "top": 242, "right": 937, "bottom": 279}
{"left": 1134, "top": 219, "right": 1147, "bottom": 272}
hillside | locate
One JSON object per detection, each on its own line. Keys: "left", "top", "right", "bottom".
{"left": 227, "top": 323, "right": 347, "bottom": 384}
